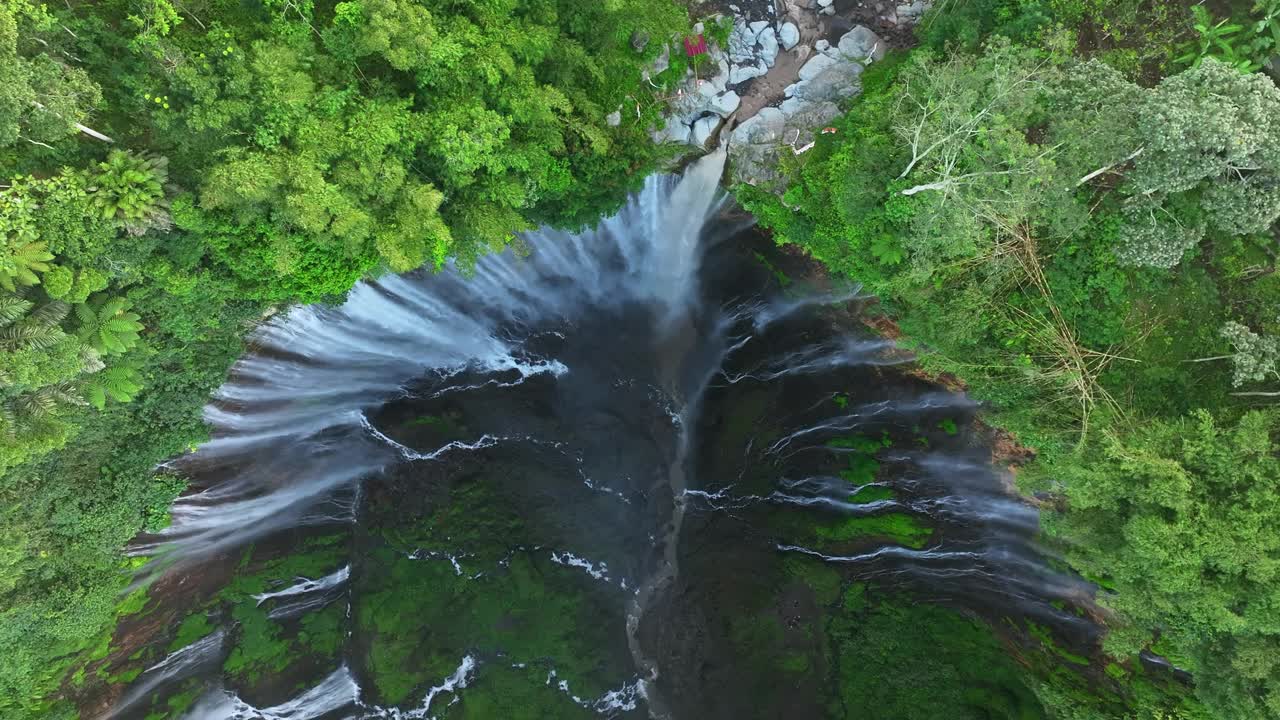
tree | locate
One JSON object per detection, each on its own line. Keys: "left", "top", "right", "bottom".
{"left": 0, "top": 0, "right": 102, "bottom": 147}
{"left": 1062, "top": 58, "right": 1280, "bottom": 268}
{"left": 1218, "top": 321, "right": 1279, "bottom": 390}
{"left": 1053, "top": 410, "right": 1280, "bottom": 719}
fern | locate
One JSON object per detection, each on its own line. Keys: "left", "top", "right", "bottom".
{"left": 90, "top": 151, "right": 170, "bottom": 232}
{"left": 0, "top": 240, "right": 54, "bottom": 291}
{"left": 0, "top": 295, "right": 34, "bottom": 326}
{"left": 0, "top": 301, "right": 69, "bottom": 351}
{"left": 75, "top": 297, "right": 144, "bottom": 355}
{"left": 84, "top": 365, "right": 144, "bottom": 409}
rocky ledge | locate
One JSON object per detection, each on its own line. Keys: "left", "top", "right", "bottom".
{"left": 648, "top": 0, "right": 931, "bottom": 189}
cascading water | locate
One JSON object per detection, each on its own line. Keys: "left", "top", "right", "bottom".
{"left": 101, "top": 149, "right": 1095, "bottom": 720}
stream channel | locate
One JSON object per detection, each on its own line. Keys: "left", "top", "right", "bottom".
{"left": 100, "top": 150, "right": 1098, "bottom": 720}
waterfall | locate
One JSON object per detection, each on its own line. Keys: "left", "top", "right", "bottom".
{"left": 136, "top": 150, "right": 731, "bottom": 567}
{"left": 108, "top": 148, "right": 1093, "bottom": 720}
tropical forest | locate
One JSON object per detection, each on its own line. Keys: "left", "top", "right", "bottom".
{"left": 1, "top": 0, "right": 1279, "bottom": 718}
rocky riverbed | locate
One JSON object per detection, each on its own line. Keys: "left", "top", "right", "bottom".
{"left": 644, "top": 0, "right": 931, "bottom": 188}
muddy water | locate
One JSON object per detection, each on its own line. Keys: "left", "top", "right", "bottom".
{"left": 92, "top": 154, "right": 1095, "bottom": 720}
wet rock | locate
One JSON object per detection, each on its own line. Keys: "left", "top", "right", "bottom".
{"left": 779, "top": 22, "right": 800, "bottom": 50}
{"left": 691, "top": 115, "right": 720, "bottom": 147}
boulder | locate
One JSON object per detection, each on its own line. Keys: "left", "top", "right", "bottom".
{"left": 606, "top": 110, "right": 622, "bottom": 127}
{"left": 729, "top": 62, "right": 768, "bottom": 85}
{"left": 896, "top": 1, "right": 929, "bottom": 23}
{"left": 757, "top": 27, "right": 779, "bottom": 67}
{"left": 728, "top": 21, "right": 757, "bottom": 63}
{"left": 798, "top": 53, "right": 838, "bottom": 81}
{"left": 691, "top": 115, "right": 720, "bottom": 147}
{"left": 778, "top": 22, "right": 800, "bottom": 50}
{"left": 651, "top": 121, "right": 691, "bottom": 145}
{"left": 711, "top": 90, "right": 741, "bottom": 116}
{"left": 836, "top": 26, "right": 886, "bottom": 63}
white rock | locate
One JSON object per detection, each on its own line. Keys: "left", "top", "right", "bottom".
{"left": 731, "top": 106, "right": 787, "bottom": 145}
{"left": 711, "top": 90, "right": 741, "bottom": 116}
{"left": 606, "top": 110, "right": 621, "bottom": 127}
{"left": 758, "top": 27, "right": 779, "bottom": 67}
{"left": 779, "top": 22, "right": 800, "bottom": 50}
{"left": 837, "top": 26, "right": 886, "bottom": 62}
{"left": 693, "top": 21, "right": 705, "bottom": 34}
{"left": 815, "top": 39, "right": 831, "bottom": 52}
{"left": 651, "top": 121, "right": 690, "bottom": 145}
{"left": 820, "top": 4, "right": 835, "bottom": 14}
{"left": 897, "top": 1, "right": 928, "bottom": 21}
{"left": 708, "top": 57, "right": 731, "bottom": 92}
{"left": 817, "top": 0, "right": 833, "bottom": 6}
{"left": 798, "top": 52, "right": 838, "bottom": 81}
{"left": 729, "top": 62, "right": 768, "bottom": 84}
{"left": 728, "top": 21, "right": 757, "bottom": 63}
{"left": 779, "top": 96, "right": 805, "bottom": 115}
{"left": 692, "top": 115, "right": 720, "bottom": 146}
{"left": 749, "top": 20, "right": 770, "bottom": 36}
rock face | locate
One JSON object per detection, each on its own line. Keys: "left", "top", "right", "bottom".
{"left": 729, "top": 25, "right": 886, "bottom": 190}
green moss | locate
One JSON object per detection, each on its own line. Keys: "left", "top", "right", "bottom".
{"left": 831, "top": 594, "right": 1045, "bottom": 720}
{"left": 115, "top": 588, "right": 149, "bottom": 617}
{"left": 446, "top": 663, "right": 596, "bottom": 719}
{"left": 168, "top": 612, "right": 215, "bottom": 653}
{"left": 937, "top": 418, "right": 959, "bottom": 435}
{"left": 783, "top": 555, "right": 843, "bottom": 606}
{"left": 1027, "top": 623, "right": 1091, "bottom": 666}
{"left": 813, "top": 512, "right": 932, "bottom": 549}
{"left": 1105, "top": 663, "right": 1130, "bottom": 681}
{"left": 848, "top": 484, "right": 894, "bottom": 504}
{"left": 840, "top": 583, "right": 867, "bottom": 613}
{"left": 779, "top": 652, "right": 810, "bottom": 673}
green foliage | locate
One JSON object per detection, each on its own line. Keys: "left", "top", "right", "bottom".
{"left": 1218, "top": 321, "right": 1279, "bottom": 388}
{"left": 90, "top": 151, "right": 170, "bottom": 234}
{"left": 74, "top": 297, "right": 143, "bottom": 356}
{"left": 1175, "top": 1, "right": 1280, "bottom": 72}
{"left": 0, "top": 0, "right": 102, "bottom": 147}
{"left": 0, "top": 0, "right": 690, "bottom": 714}
{"left": 742, "top": 15, "right": 1280, "bottom": 716}
{"left": 1051, "top": 410, "right": 1280, "bottom": 719}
